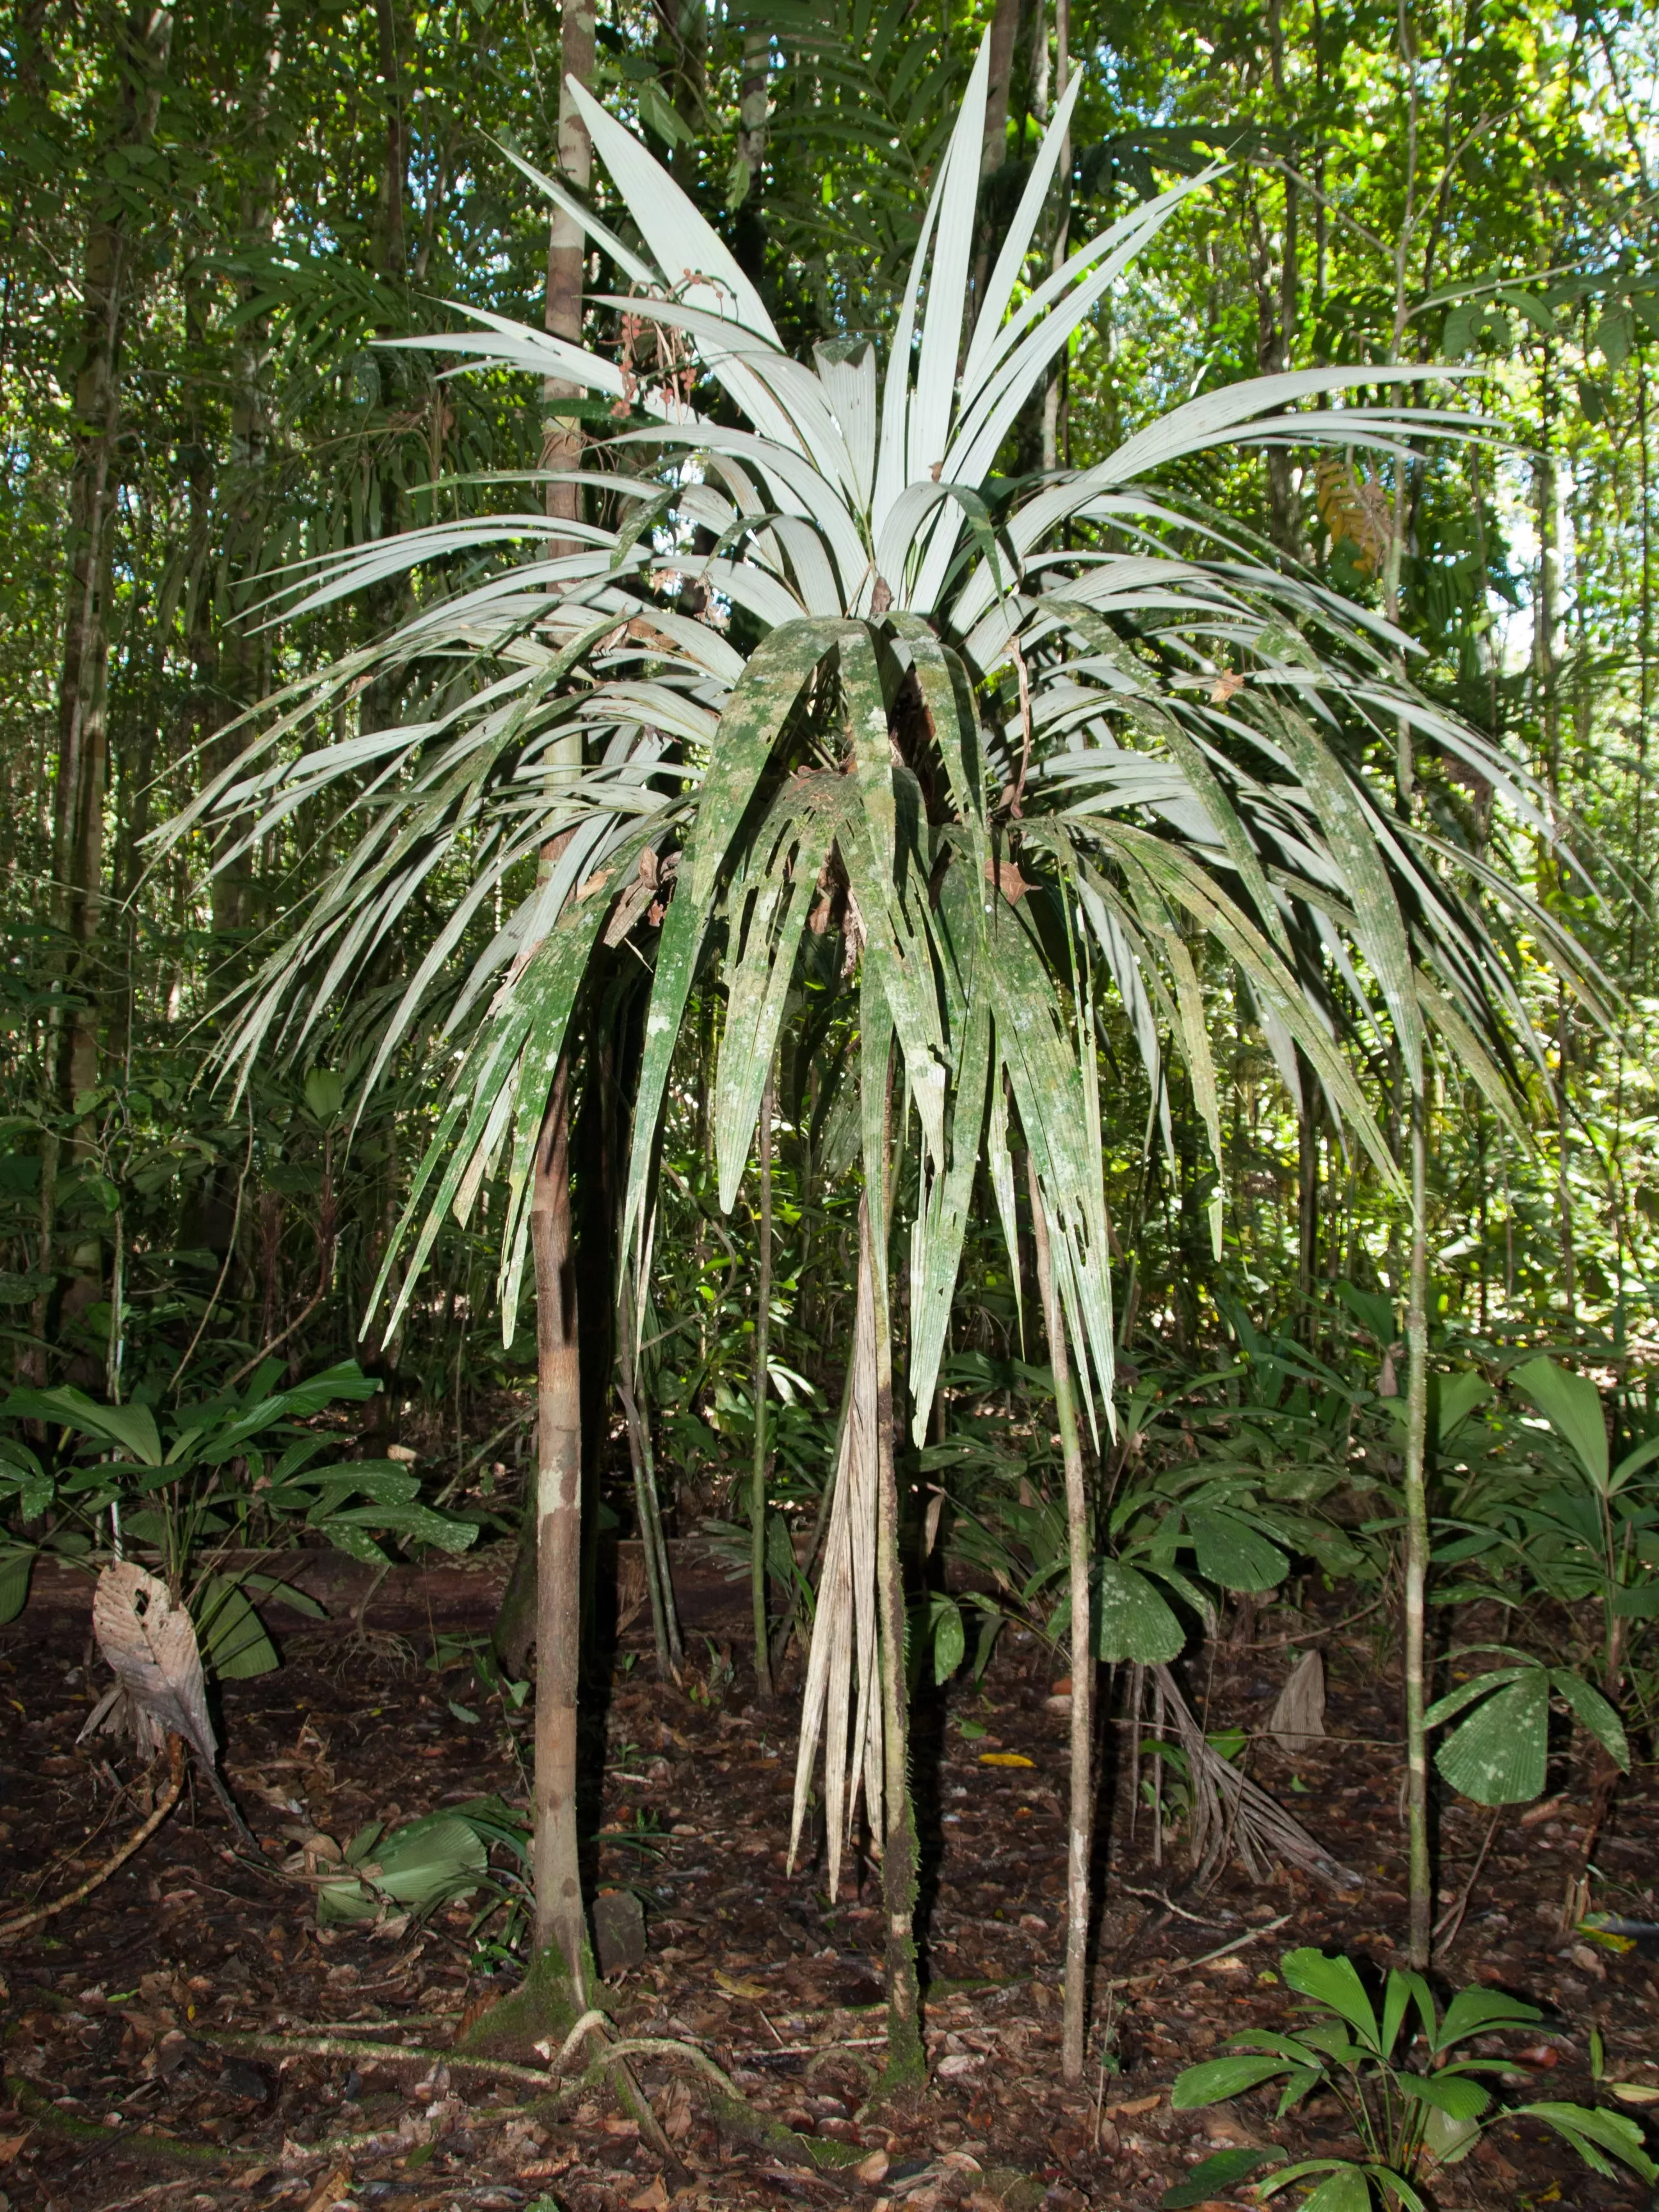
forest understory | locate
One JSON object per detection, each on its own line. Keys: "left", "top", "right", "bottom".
{"left": 3, "top": 1568, "right": 1652, "bottom": 2212}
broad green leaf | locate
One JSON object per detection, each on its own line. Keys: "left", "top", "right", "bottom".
{"left": 930, "top": 1594, "right": 966, "bottom": 1685}
{"left": 1514, "top": 1356, "right": 1608, "bottom": 1489}
{"left": 1398, "top": 2071, "right": 1490, "bottom": 2120}
{"left": 1160, "top": 2147, "right": 1284, "bottom": 2209}
{"left": 1169, "top": 2053, "right": 1291, "bottom": 2108}
{"left": 1514, "top": 2101, "right": 1658, "bottom": 2183}
{"left": 1280, "top": 1948, "right": 1380, "bottom": 2049}
{"left": 0, "top": 1545, "right": 33, "bottom": 1625}
{"left": 1095, "top": 1559, "right": 1185, "bottom": 1663}
{"left": 1379, "top": 1967, "right": 1436, "bottom": 2060}
{"left": 1435, "top": 1369, "right": 1493, "bottom": 1442}
{"left": 1550, "top": 1670, "right": 1630, "bottom": 1772}
{"left": 1294, "top": 2171, "right": 1376, "bottom": 2212}
{"left": 1434, "top": 1669, "right": 1548, "bottom": 1805}
{"left": 1436, "top": 1986, "right": 1541, "bottom": 2049}
{"left": 1186, "top": 1508, "right": 1288, "bottom": 1594}
{"left": 195, "top": 1575, "right": 280, "bottom": 1679}
{"left": 4, "top": 1388, "right": 163, "bottom": 1466}
{"left": 1424, "top": 1664, "right": 1528, "bottom": 1727}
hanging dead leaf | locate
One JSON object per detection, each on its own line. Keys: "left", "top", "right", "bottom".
{"left": 92, "top": 1562, "right": 217, "bottom": 1772}
{"left": 1267, "top": 1647, "right": 1327, "bottom": 1752}
{"left": 1315, "top": 455, "right": 1393, "bottom": 575}
{"left": 984, "top": 856, "right": 1031, "bottom": 903}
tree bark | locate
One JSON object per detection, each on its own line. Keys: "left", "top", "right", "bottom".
{"left": 374, "top": 0, "right": 410, "bottom": 280}
{"left": 52, "top": 6, "right": 175, "bottom": 1130}
{"left": 870, "top": 1189, "right": 923, "bottom": 2085}
{"left": 1028, "top": 1157, "right": 1093, "bottom": 2084}
{"left": 749, "top": 1059, "right": 776, "bottom": 1697}
{"left": 1040, "top": 0, "right": 1070, "bottom": 470}
{"left": 981, "top": 0, "right": 1021, "bottom": 177}
{"left": 531, "top": 1052, "right": 586, "bottom": 1988}
{"left": 543, "top": 0, "right": 596, "bottom": 542}
{"left": 1403, "top": 1080, "right": 1432, "bottom": 1968}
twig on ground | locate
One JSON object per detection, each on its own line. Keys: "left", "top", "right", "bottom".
{"left": 0, "top": 1736, "right": 184, "bottom": 1943}
{"left": 1434, "top": 1807, "right": 1504, "bottom": 1956}
{"left": 1103, "top": 1911, "right": 1292, "bottom": 1994}
{"left": 1119, "top": 1886, "right": 1230, "bottom": 1927}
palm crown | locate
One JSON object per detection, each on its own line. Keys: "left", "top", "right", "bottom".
{"left": 163, "top": 38, "right": 1600, "bottom": 1862}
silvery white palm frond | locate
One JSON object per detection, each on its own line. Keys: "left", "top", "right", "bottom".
{"left": 164, "top": 33, "right": 1602, "bottom": 1843}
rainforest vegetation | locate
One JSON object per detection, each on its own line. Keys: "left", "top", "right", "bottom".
{"left": 4, "top": 2, "right": 1659, "bottom": 2208}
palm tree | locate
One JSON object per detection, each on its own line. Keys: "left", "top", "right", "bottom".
{"left": 165, "top": 31, "right": 1600, "bottom": 2066}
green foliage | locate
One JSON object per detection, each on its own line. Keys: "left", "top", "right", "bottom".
{"left": 0, "top": 1362, "right": 478, "bottom": 1673}
{"left": 1173, "top": 1946, "right": 1658, "bottom": 2204}
{"left": 314, "top": 1796, "right": 528, "bottom": 1930}
{"left": 1425, "top": 1653, "right": 1628, "bottom": 1807}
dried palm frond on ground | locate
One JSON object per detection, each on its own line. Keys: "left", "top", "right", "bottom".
{"left": 1148, "top": 1663, "right": 1358, "bottom": 1894}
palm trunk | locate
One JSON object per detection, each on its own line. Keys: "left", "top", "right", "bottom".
{"left": 531, "top": 1052, "right": 586, "bottom": 1987}
{"left": 1403, "top": 1082, "right": 1432, "bottom": 1968}
{"left": 1041, "top": 0, "right": 1071, "bottom": 469}
{"left": 543, "top": 0, "right": 596, "bottom": 540}
{"left": 871, "top": 1191, "right": 923, "bottom": 2085}
{"left": 750, "top": 1060, "right": 776, "bottom": 1697}
{"left": 524, "top": 0, "right": 598, "bottom": 1978}
{"left": 1028, "top": 1158, "right": 1092, "bottom": 2084}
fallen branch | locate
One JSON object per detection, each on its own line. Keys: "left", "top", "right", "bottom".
{"left": 204, "top": 2028, "right": 559, "bottom": 2092}
{"left": 0, "top": 1736, "right": 184, "bottom": 1944}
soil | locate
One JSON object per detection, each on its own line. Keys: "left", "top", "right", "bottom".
{"left": 2, "top": 1583, "right": 1656, "bottom": 2212}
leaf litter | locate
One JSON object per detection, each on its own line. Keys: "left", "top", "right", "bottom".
{"left": 2, "top": 1595, "right": 1656, "bottom": 2211}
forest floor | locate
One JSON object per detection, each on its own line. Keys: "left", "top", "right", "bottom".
{"left": 3, "top": 1583, "right": 1658, "bottom": 2212}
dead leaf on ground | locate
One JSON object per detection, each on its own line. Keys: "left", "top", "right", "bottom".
{"left": 302, "top": 2161, "right": 354, "bottom": 2212}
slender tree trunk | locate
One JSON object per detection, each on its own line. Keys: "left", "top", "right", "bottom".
{"left": 981, "top": 0, "right": 1021, "bottom": 177}
{"left": 1040, "top": 0, "right": 1070, "bottom": 470}
{"left": 531, "top": 1053, "right": 586, "bottom": 1987}
{"left": 732, "top": 16, "right": 770, "bottom": 281}
{"left": 871, "top": 1188, "right": 923, "bottom": 2084}
{"left": 1027, "top": 1159, "right": 1093, "bottom": 2085}
{"left": 373, "top": 0, "right": 409, "bottom": 280}
{"left": 524, "top": 0, "right": 598, "bottom": 1976}
{"left": 750, "top": 1060, "right": 776, "bottom": 1697}
{"left": 1403, "top": 1081, "right": 1432, "bottom": 1968}
{"left": 203, "top": 1, "right": 281, "bottom": 940}
{"left": 53, "top": 6, "right": 175, "bottom": 1132}
{"left": 543, "top": 0, "right": 596, "bottom": 542}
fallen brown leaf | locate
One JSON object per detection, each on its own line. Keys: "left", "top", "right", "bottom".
{"left": 1106, "top": 2093, "right": 1162, "bottom": 2117}
{"left": 302, "top": 2162, "right": 353, "bottom": 2212}
{"left": 627, "top": 2179, "right": 670, "bottom": 2211}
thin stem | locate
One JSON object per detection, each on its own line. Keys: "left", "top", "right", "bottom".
{"left": 751, "top": 1059, "right": 775, "bottom": 1698}
{"left": 1027, "top": 1154, "right": 1093, "bottom": 2087}
{"left": 1402, "top": 1081, "right": 1432, "bottom": 1969}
